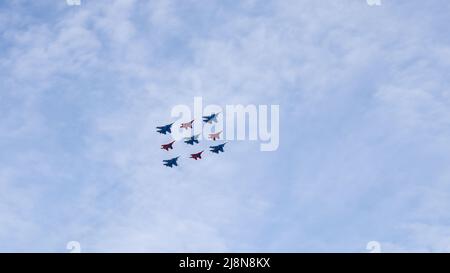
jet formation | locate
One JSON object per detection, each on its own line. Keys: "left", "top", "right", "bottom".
{"left": 157, "top": 116, "right": 227, "bottom": 167}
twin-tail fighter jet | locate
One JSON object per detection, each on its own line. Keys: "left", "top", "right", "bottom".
{"left": 156, "top": 123, "right": 173, "bottom": 135}
{"left": 190, "top": 151, "right": 204, "bottom": 160}
{"left": 184, "top": 134, "right": 200, "bottom": 145}
{"left": 180, "top": 120, "right": 194, "bottom": 130}
{"left": 163, "top": 156, "right": 179, "bottom": 168}
{"left": 161, "top": 141, "right": 175, "bottom": 151}
{"left": 202, "top": 113, "right": 220, "bottom": 124}
{"left": 208, "top": 131, "right": 222, "bottom": 141}
{"left": 210, "top": 142, "right": 227, "bottom": 154}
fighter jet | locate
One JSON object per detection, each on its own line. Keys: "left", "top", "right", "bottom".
{"left": 202, "top": 112, "right": 220, "bottom": 124}
{"left": 190, "top": 151, "right": 204, "bottom": 160}
{"left": 184, "top": 134, "right": 200, "bottom": 145}
{"left": 208, "top": 131, "right": 222, "bottom": 141}
{"left": 210, "top": 142, "right": 227, "bottom": 154}
{"left": 161, "top": 141, "right": 175, "bottom": 151}
{"left": 180, "top": 120, "right": 194, "bottom": 130}
{"left": 163, "top": 156, "right": 179, "bottom": 168}
{"left": 156, "top": 123, "right": 173, "bottom": 135}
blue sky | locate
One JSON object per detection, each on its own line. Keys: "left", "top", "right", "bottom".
{"left": 1, "top": 0, "right": 450, "bottom": 252}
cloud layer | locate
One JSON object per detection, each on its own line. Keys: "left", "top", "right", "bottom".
{"left": 1, "top": 0, "right": 450, "bottom": 252}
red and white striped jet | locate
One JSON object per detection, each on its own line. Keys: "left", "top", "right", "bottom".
{"left": 208, "top": 131, "right": 222, "bottom": 141}
{"left": 180, "top": 120, "right": 194, "bottom": 130}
